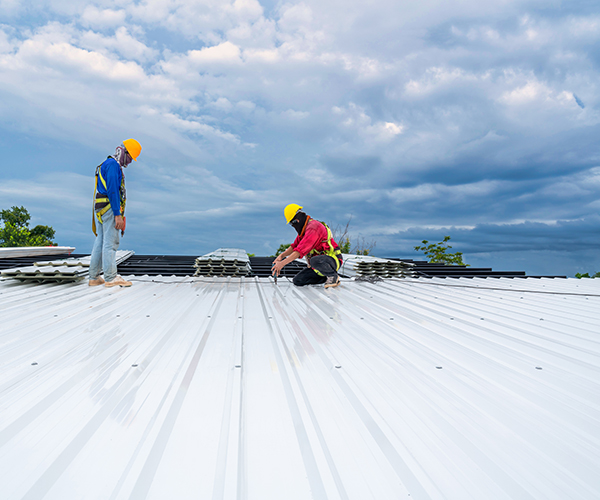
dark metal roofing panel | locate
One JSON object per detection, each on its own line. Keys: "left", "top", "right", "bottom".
{"left": 1, "top": 253, "right": 542, "bottom": 278}
{"left": 1, "top": 276, "right": 599, "bottom": 499}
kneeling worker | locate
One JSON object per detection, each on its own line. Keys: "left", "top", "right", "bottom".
{"left": 272, "top": 204, "right": 343, "bottom": 288}
{"left": 89, "top": 139, "right": 142, "bottom": 287}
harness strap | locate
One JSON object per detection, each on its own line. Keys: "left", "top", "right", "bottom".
{"left": 92, "top": 165, "right": 102, "bottom": 236}
{"left": 91, "top": 159, "right": 126, "bottom": 235}
{"left": 309, "top": 221, "right": 343, "bottom": 273}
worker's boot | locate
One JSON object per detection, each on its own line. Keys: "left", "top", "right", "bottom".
{"left": 324, "top": 275, "right": 340, "bottom": 288}
{"left": 105, "top": 275, "right": 132, "bottom": 287}
{"left": 88, "top": 276, "right": 105, "bottom": 286}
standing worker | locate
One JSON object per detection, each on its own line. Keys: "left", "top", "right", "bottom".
{"left": 89, "top": 139, "right": 142, "bottom": 287}
{"left": 272, "top": 204, "right": 343, "bottom": 288}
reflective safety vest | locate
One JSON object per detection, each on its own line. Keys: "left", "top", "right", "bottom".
{"left": 92, "top": 158, "right": 126, "bottom": 236}
{"left": 309, "top": 221, "right": 343, "bottom": 275}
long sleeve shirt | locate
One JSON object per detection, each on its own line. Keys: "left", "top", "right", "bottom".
{"left": 291, "top": 219, "right": 339, "bottom": 257}
{"left": 96, "top": 157, "right": 124, "bottom": 216}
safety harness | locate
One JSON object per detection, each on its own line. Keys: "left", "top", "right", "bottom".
{"left": 309, "top": 221, "right": 343, "bottom": 275}
{"left": 92, "top": 158, "right": 126, "bottom": 236}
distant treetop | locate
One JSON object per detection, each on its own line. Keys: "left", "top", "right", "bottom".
{"left": 0, "top": 206, "right": 57, "bottom": 247}
{"left": 414, "top": 236, "right": 468, "bottom": 266}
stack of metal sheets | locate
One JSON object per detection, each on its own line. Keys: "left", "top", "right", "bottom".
{"left": 0, "top": 246, "right": 75, "bottom": 259}
{"left": 339, "top": 254, "right": 416, "bottom": 278}
{"left": 194, "top": 248, "right": 252, "bottom": 277}
{"left": 1, "top": 250, "right": 134, "bottom": 283}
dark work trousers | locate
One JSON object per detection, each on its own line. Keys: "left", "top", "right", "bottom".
{"left": 293, "top": 255, "right": 341, "bottom": 286}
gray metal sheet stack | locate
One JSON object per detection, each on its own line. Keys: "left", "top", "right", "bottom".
{"left": 0, "top": 250, "right": 134, "bottom": 283}
{"left": 0, "top": 246, "right": 75, "bottom": 259}
{"left": 339, "top": 254, "right": 415, "bottom": 278}
{"left": 194, "top": 248, "right": 252, "bottom": 277}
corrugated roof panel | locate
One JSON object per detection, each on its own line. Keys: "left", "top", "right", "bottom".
{"left": 0, "top": 276, "right": 599, "bottom": 499}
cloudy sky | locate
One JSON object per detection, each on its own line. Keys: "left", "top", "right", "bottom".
{"left": 1, "top": 0, "right": 599, "bottom": 276}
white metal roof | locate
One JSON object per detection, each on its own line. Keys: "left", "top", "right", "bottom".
{"left": 1, "top": 276, "right": 599, "bottom": 500}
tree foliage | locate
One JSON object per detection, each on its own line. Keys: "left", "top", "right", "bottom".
{"left": 575, "top": 272, "right": 600, "bottom": 278}
{"left": 0, "top": 206, "right": 56, "bottom": 247}
{"left": 414, "top": 236, "right": 468, "bottom": 266}
{"left": 274, "top": 243, "right": 290, "bottom": 256}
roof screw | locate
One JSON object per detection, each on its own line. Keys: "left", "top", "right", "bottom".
{"left": 334, "top": 365, "right": 342, "bottom": 369}
{"left": 132, "top": 364, "right": 138, "bottom": 367}
{"left": 480, "top": 318, "right": 484, "bottom": 320}
{"left": 146, "top": 315, "right": 150, "bottom": 317}
{"left": 54, "top": 315, "right": 58, "bottom": 317}
{"left": 436, "top": 366, "right": 443, "bottom": 369}
{"left": 535, "top": 366, "right": 543, "bottom": 370}
{"left": 116, "top": 315, "right": 120, "bottom": 317}
{"left": 31, "top": 362, "right": 38, "bottom": 366}
{"left": 235, "top": 364, "right": 241, "bottom": 368}
{"left": 450, "top": 317, "right": 454, "bottom": 320}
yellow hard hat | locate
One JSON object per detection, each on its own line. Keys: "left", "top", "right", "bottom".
{"left": 123, "top": 138, "right": 142, "bottom": 161}
{"left": 284, "top": 203, "right": 303, "bottom": 224}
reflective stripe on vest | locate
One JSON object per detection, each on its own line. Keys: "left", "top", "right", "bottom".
{"left": 309, "top": 221, "right": 342, "bottom": 275}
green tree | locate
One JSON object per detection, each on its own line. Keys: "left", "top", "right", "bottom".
{"left": 275, "top": 243, "right": 290, "bottom": 256}
{"left": 338, "top": 237, "right": 351, "bottom": 254}
{"left": 414, "top": 236, "right": 468, "bottom": 266}
{"left": 575, "top": 272, "right": 600, "bottom": 278}
{"left": 0, "top": 206, "right": 56, "bottom": 247}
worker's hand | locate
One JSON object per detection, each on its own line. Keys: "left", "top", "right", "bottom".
{"left": 273, "top": 254, "right": 283, "bottom": 265}
{"left": 115, "top": 215, "right": 125, "bottom": 231}
{"left": 271, "top": 259, "right": 285, "bottom": 277}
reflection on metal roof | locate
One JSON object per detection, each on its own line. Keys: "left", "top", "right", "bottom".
{"left": 1, "top": 276, "right": 599, "bottom": 499}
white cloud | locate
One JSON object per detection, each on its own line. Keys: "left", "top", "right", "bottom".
{"left": 210, "top": 97, "right": 234, "bottom": 111}
{"left": 332, "top": 103, "right": 403, "bottom": 142}
{"left": 405, "top": 67, "right": 484, "bottom": 96}
{"left": 80, "top": 6, "right": 127, "bottom": 29}
{"left": 227, "top": 0, "right": 263, "bottom": 20}
{"left": 500, "top": 80, "right": 551, "bottom": 105}
{"left": 0, "top": 0, "right": 21, "bottom": 16}
{"left": 79, "top": 27, "right": 158, "bottom": 63}
{"left": 0, "top": 26, "right": 13, "bottom": 53}
{"left": 162, "top": 113, "right": 241, "bottom": 143}
{"left": 189, "top": 41, "right": 242, "bottom": 64}
{"left": 283, "top": 108, "right": 309, "bottom": 119}
{"left": 127, "top": 0, "right": 263, "bottom": 41}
